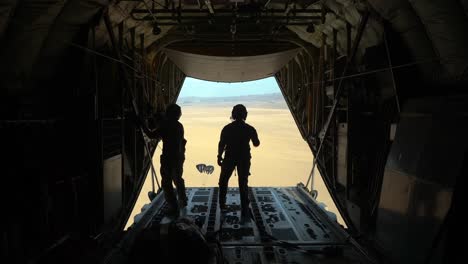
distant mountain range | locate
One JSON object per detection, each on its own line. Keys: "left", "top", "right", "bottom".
{"left": 178, "top": 93, "right": 288, "bottom": 109}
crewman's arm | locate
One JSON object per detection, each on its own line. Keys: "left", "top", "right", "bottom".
{"left": 178, "top": 123, "right": 187, "bottom": 156}
{"left": 251, "top": 127, "right": 260, "bottom": 147}
{"left": 138, "top": 117, "right": 162, "bottom": 140}
{"left": 218, "top": 127, "right": 227, "bottom": 158}
{"left": 142, "top": 125, "right": 161, "bottom": 139}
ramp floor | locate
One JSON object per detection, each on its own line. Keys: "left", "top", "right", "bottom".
{"left": 122, "top": 186, "right": 371, "bottom": 264}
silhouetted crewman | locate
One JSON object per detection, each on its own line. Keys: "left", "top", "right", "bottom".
{"left": 217, "top": 104, "right": 260, "bottom": 221}
{"left": 144, "top": 104, "right": 188, "bottom": 215}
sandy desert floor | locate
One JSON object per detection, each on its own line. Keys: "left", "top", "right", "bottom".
{"left": 126, "top": 104, "right": 344, "bottom": 228}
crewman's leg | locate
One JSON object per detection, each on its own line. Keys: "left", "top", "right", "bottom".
{"left": 173, "top": 162, "right": 187, "bottom": 207}
{"left": 218, "top": 159, "right": 235, "bottom": 209}
{"left": 237, "top": 159, "right": 251, "bottom": 215}
{"left": 160, "top": 156, "right": 178, "bottom": 210}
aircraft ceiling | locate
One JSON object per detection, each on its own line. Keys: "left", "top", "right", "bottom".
{"left": 1, "top": 0, "right": 467, "bottom": 83}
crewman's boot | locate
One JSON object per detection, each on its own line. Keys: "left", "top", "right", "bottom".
{"left": 219, "top": 203, "right": 227, "bottom": 215}
{"left": 178, "top": 198, "right": 188, "bottom": 208}
{"left": 240, "top": 208, "right": 251, "bottom": 225}
{"left": 219, "top": 188, "right": 227, "bottom": 212}
{"left": 166, "top": 202, "right": 180, "bottom": 218}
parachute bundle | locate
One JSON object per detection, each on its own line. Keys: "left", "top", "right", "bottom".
{"left": 196, "top": 163, "right": 215, "bottom": 174}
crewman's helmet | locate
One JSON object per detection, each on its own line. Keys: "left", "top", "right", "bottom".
{"left": 166, "top": 103, "right": 182, "bottom": 120}
{"left": 231, "top": 104, "right": 248, "bottom": 121}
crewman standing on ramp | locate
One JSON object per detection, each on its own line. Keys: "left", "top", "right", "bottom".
{"left": 217, "top": 104, "right": 260, "bottom": 223}
{"left": 143, "top": 104, "right": 188, "bottom": 216}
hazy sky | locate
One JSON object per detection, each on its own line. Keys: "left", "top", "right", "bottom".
{"left": 178, "top": 77, "right": 280, "bottom": 98}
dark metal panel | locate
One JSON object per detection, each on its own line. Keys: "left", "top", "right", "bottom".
{"left": 103, "top": 154, "right": 123, "bottom": 223}
{"left": 167, "top": 42, "right": 298, "bottom": 57}
{"left": 0, "top": 0, "right": 18, "bottom": 38}
{"left": 336, "top": 123, "right": 348, "bottom": 187}
{"left": 102, "top": 120, "right": 122, "bottom": 159}
{"left": 408, "top": 0, "right": 468, "bottom": 76}
{"left": 0, "top": 0, "right": 65, "bottom": 85}
{"left": 375, "top": 96, "right": 468, "bottom": 264}
{"left": 367, "top": 0, "right": 442, "bottom": 79}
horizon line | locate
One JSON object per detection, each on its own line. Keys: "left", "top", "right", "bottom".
{"left": 178, "top": 92, "right": 282, "bottom": 99}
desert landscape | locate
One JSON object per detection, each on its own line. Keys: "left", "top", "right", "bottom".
{"left": 126, "top": 93, "right": 344, "bottom": 228}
